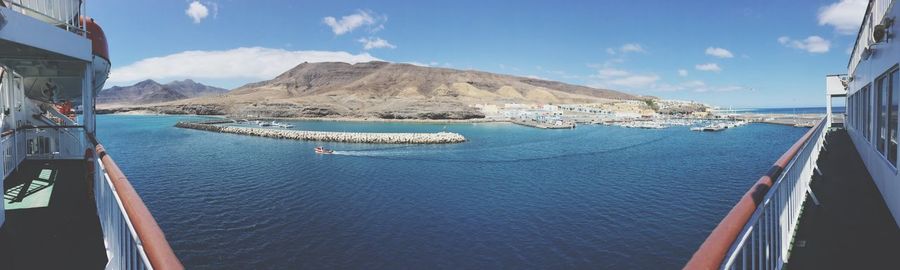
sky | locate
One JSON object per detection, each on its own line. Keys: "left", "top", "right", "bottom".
{"left": 87, "top": 0, "right": 869, "bottom": 108}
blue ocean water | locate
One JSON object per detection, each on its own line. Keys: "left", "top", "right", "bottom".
{"left": 734, "top": 106, "right": 845, "bottom": 114}
{"left": 96, "top": 115, "right": 807, "bottom": 269}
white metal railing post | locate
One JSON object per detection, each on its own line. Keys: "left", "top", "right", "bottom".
{"left": 719, "top": 120, "right": 827, "bottom": 269}
{"left": 94, "top": 154, "right": 155, "bottom": 269}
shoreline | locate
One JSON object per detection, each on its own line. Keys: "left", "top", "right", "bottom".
{"left": 103, "top": 111, "right": 503, "bottom": 123}
{"left": 104, "top": 111, "right": 823, "bottom": 129}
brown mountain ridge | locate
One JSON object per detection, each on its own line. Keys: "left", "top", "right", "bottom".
{"left": 111, "top": 61, "right": 644, "bottom": 119}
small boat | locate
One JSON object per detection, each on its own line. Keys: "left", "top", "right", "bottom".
{"left": 314, "top": 146, "right": 334, "bottom": 154}
{"left": 272, "top": 121, "right": 294, "bottom": 128}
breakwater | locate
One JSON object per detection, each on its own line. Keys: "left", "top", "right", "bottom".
{"left": 511, "top": 119, "right": 576, "bottom": 129}
{"left": 175, "top": 122, "right": 466, "bottom": 144}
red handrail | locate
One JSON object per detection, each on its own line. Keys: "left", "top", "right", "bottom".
{"left": 95, "top": 143, "right": 184, "bottom": 270}
{"left": 684, "top": 118, "right": 826, "bottom": 269}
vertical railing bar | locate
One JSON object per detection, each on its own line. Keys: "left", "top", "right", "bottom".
{"left": 770, "top": 207, "right": 776, "bottom": 270}
{"left": 742, "top": 241, "right": 748, "bottom": 270}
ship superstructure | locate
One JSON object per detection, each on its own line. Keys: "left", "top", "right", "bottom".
{"left": 686, "top": 1, "right": 900, "bottom": 269}
{"left": 0, "top": 1, "right": 181, "bottom": 269}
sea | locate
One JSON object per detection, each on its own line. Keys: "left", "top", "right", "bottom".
{"left": 728, "top": 106, "right": 844, "bottom": 114}
{"left": 95, "top": 114, "right": 808, "bottom": 269}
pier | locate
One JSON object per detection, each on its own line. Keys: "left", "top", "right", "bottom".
{"left": 175, "top": 122, "right": 467, "bottom": 144}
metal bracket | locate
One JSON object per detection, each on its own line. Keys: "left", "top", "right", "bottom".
{"left": 807, "top": 188, "right": 821, "bottom": 206}
{"left": 809, "top": 165, "right": 822, "bottom": 206}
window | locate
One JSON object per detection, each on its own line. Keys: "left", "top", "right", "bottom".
{"left": 855, "top": 93, "right": 859, "bottom": 129}
{"left": 878, "top": 77, "right": 888, "bottom": 156}
{"left": 891, "top": 69, "right": 899, "bottom": 166}
{"left": 855, "top": 93, "right": 858, "bottom": 129}
{"left": 865, "top": 85, "right": 871, "bottom": 141}
{"left": 851, "top": 94, "right": 856, "bottom": 129}
{"left": 858, "top": 91, "right": 863, "bottom": 131}
{"left": 853, "top": 93, "right": 856, "bottom": 129}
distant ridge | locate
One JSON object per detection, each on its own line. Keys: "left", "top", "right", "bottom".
{"left": 153, "top": 61, "right": 644, "bottom": 119}
{"left": 98, "top": 79, "right": 228, "bottom": 105}
{"left": 230, "top": 61, "right": 636, "bottom": 101}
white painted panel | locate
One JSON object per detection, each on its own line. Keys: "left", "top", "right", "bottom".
{"left": 0, "top": 8, "right": 91, "bottom": 61}
{"left": 846, "top": 1, "right": 900, "bottom": 227}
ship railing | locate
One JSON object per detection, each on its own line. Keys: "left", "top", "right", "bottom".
{"left": 20, "top": 125, "right": 86, "bottom": 160}
{"left": 1, "top": 0, "right": 86, "bottom": 35}
{"left": 0, "top": 124, "right": 82, "bottom": 178}
{"left": 685, "top": 117, "right": 828, "bottom": 270}
{"left": 0, "top": 129, "right": 22, "bottom": 180}
{"left": 90, "top": 136, "right": 184, "bottom": 270}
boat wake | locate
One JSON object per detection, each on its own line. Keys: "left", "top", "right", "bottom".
{"left": 330, "top": 134, "right": 670, "bottom": 163}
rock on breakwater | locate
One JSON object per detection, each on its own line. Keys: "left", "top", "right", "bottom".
{"left": 175, "top": 122, "right": 467, "bottom": 144}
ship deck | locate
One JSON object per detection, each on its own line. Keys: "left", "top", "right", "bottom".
{"left": 0, "top": 160, "right": 107, "bottom": 269}
{"left": 786, "top": 129, "right": 900, "bottom": 269}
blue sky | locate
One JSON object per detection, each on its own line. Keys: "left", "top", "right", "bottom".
{"left": 88, "top": 0, "right": 868, "bottom": 108}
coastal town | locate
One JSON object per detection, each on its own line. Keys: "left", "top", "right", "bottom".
{"left": 170, "top": 98, "right": 826, "bottom": 143}
{"left": 470, "top": 99, "right": 822, "bottom": 130}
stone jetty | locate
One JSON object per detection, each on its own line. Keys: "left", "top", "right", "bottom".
{"left": 175, "top": 121, "right": 466, "bottom": 144}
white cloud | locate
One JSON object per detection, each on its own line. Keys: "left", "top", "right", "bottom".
{"left": 705, "top": 47, "right": 734, "bottom": 58}
{"left": 778, "top": 36, "right": 831, "bottom": 53}
{"left": 108, "top": 47, "right": 381, "bottom": 85}
{"left": 185, "top": 1, "right": 209, "bottom": 23}
{"left": 596, "top": 68, "right": 631, "bottom": 79}
{"left": 620, "top": 43, "right": 645, "bottom": 53}
{"left": 358, "top": 37, "right": 396, "bottom": 50}
{"left": 678, "top": 69, "right": 688, "bottom": 77}
{"left": 694, "top": 85, "right": 744, "bottom": 93}
{"left": 591, "top": 65, "right": 745, "bottom": 93}
{"left": 695, "top": 63, "right": 722, "bottom": 72}
{"left": 603, "top": 44, "right": 645, "bottom": 56}
{"left": 684, "top": 80, "right": 707, "bottom": 88}
{"left": 591, "top": 67, "right": 658, "bottom": 88}
{"left": 818, "top": 0, "right": 868, "bottom": 35}
{"left": 323, "top": 10, "right": 381, "bottom": 35}
{"left": 652, "top": 83, "right": 684, "bottom": 92}
{"left": 650, "top": 80, "right": 745, "bottom": 93}
{"left": 715, "top": 86, "right": 744, "bottom": 92}
{"left": 608, "top": 74, "right": 660, "bottom": 88}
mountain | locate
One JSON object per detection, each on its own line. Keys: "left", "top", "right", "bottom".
{"left": 97, "top": 79, "right": 228, "bottom": 104}
{"left": 163, "top": 79, "right": 230, "bottom": 98}
{"left": 155, "top": 61, "right": 643, "bottom": 119}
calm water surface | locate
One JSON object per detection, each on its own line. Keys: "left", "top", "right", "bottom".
{"left": 96, "top": 115, "right": 806, "bottom": 269}
{"left": 735, "top": 106, "right": 844, "bottom": 114}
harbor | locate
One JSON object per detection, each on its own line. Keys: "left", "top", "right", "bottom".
{"left": 510, "top": 119, "right": 576, "bottom": 129}
{"left": 689, "top": 121, "right": 748, "bottom": 132}
{"left": 175, "top": 121, "right": 467, "bottom": 144}
{"left": 108, "top": 114, "right": 813, "bottom": 269}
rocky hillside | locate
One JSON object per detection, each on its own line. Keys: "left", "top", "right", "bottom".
{"left": 98, "top": 79, "right": 228, "bottom": 105}
{"left": 110, "top": 62, "right": 645, "bottom": 119}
